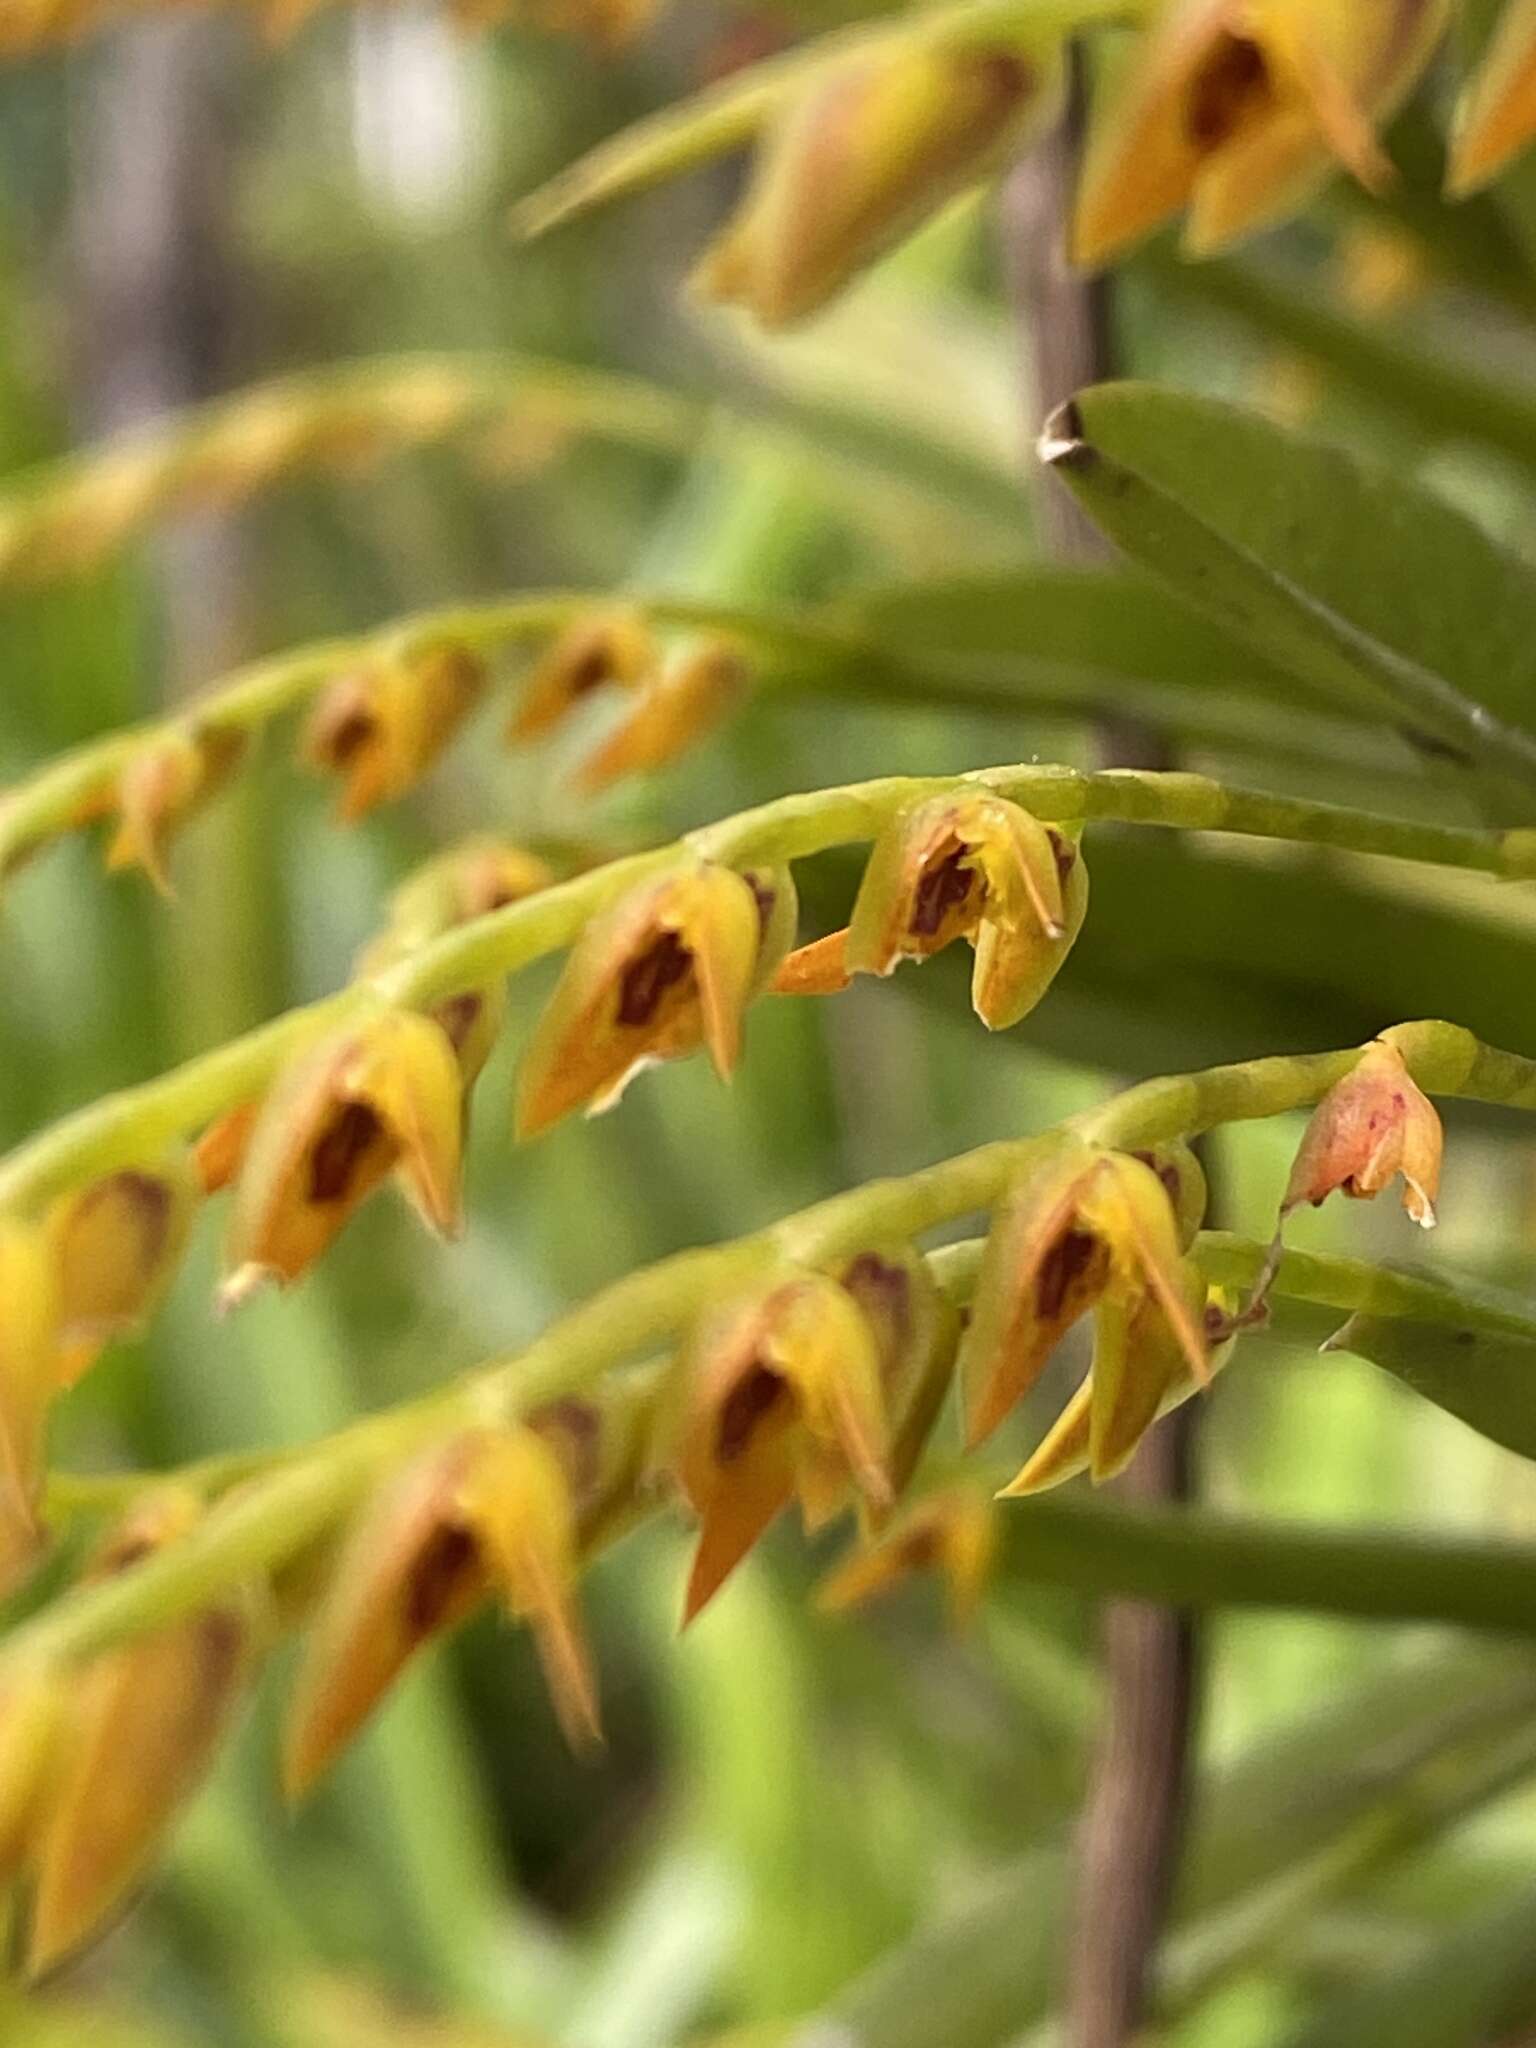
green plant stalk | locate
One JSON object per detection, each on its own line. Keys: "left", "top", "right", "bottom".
{"left": 6, "top": 763, "right": 1534, "bottom": 1215}
{"left": 2, "top": 574, "right": 1486, "bottom": 877}
{"left": 14, "top": 1026, "right": 1536, "bottom": 1675}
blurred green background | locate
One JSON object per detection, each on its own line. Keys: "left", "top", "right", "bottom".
{"left": 7, "top": 11, "right": 1536, "bottom": 2046}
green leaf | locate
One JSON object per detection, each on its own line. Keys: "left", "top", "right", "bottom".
{"left": 1043, "top": 382, "right": 1536, "bottom": 801}
{"left": 1273, "top": 1883, "right": 1536, "bottom": 2048}
{"left": 1329, "top": 1310, "right": 1536, "bottom": 1461}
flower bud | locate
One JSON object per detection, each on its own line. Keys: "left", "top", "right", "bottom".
{"left": 1450, "top": 0, "right": 1536, "bottom": 195}
{"left": 1073, "top": 0, "right": 1448, "bottom": 264}
{"left": 960, "top": 1139, "right": 1208, "bottom": 1448}
{"left": 675, "top": 1272, "right": 891, "bottom": 1622}
{"left": 1002, "top": 1283, "right": 1240, "bottom": 1496}
{"left": 574, "top": 638, "right": 748, "bottom": 793}
{"left": 508, "top": 610, "right": 656, "bottom": 744}
{"left": 105, "top": 725, "right": 244, "bottom": 895}
{"left": 283, "top": 1425, "right": 597, "bottom": 1801}
{"left": 847, "top": 795, "right": 1086, "bottom": 1031}
{"left": 302, "top": 641, "right": 486, "bottom": 821}
{"left": 1283, "top": 1037, "right": 1442, "bottom": 1228}
{"left": 696, "top": 38, "right": 1057, "bottom": 326}
{"left": 515, "top": 863, "right": 795, "bottom": 1139}
{"left": 819, "top": 1485, "right": 997, "bottom": 1631}
{"left": 221, "top": 1008, "right": 466, "bottom": 1304}
{"left": 26, "top": 1491, "right": 253, "bottom": 1976}
{"left": 0, "top": 1226, "right": 59, "bottom": 1588}
{"left": 44, "top": 1157, "right": 197, "bottom": 1386}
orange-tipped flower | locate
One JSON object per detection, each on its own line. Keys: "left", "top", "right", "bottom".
{"left": 847, "top": 794, "right": 1087, "bottom": 1031}
{"left": 44, "top": 1157, "right": 197, "bottom": 1386}
{"left": 283, "top": 1426, "right": 598, "bottom": 1801}
{"left": 1002, "top": 1281, "right": 1239, "bottom": 1497}
{"left": 26, "top": 1491, "right": 253, "bottom": 1977}
{"left": 1450, "top": 0, "right": 1536, "bottom": 194}
{"left": 221, "top": 1008, "right": 466, "bottom": 1305}
{"left": 0, "top": 1226, "right": 59, "bottom": 1589}
{"left": 508, "top": 610, "right": 656, "bottom": 744}
{"left": 1073, "top": 0, "right": 1448, "bottom": 265}
{"left": 959, "top": 1138, "right": 1209, "bottom": 1449}
{"left": 818, "top": 1485, "right": 997, "bottom": 1631}
{"left": 1282, "top": 1036, "right": 1442, "bottom": 1228}
{"left": 696, "top": 36, "right": 1058, "bottom": 326}
{"left": 302, "top": 640, "right": 486, "bottom": 821}
{"left": 105, "top": 724, "right": 244, "bottom": 895}
{"left": 574, "top": 638, "right": 748, "bottom": 793}
{"left": 515, "top": 862, "right": 796, "bottom": 1138}
{"left": 675, "top": 1272, "right": 892, "bottom": 1622}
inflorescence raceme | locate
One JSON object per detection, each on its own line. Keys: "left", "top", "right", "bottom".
{"left": 0, "top": 769, "right": 1529, "bottom": 1970}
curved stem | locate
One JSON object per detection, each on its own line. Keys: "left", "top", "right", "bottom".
{"left": 4, "top": 775, "right": 1534, "bottom": 1214}
{"left": 15, "top": 1030, "right": 1536, "bottom": 1672}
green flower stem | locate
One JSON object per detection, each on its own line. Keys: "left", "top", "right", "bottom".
{"left": 5, "top": 769, "right": 1536, "bottom": 1215}
{"left": 993, "top": 1493, "right": 1536, "bottom": 1635}
{"left": 17, "top": 1036, "right": 1536, "bottom": 1675}
{"left": 52, "top": 1225, "right": 1536, "bottom": 1521}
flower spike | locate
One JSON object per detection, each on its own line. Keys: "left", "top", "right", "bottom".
{"left": 1450, "top": 0, "right": 1536, "bottom": 195}
{"left": 515, "top": 863, "right": 795, "bottom": 1139}
{"left": 302, "top": 640, "right": 486, "bottom": 821}
{"left": 221, "top": 1008, "right": 467, "bottom": 1304}
{"left": 1073, "top": 0, "right": 1448, "bottom": 265}
{"left": 1282, "top": 1036, "right": 1442, "bottom": 1227}
{"left": 960, "top": 1139, "right": 1209, "bottom": 1449}
{"left": 282, "top": 1426, "right": 598, "bottom": 1802}
{"left": 847, "top": 794, "right": 1087, "bottom": 1031}
{"left": 675, "top": 1273, "right": 891, "bottom": 1623}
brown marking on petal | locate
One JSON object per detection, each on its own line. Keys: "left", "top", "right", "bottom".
{"left": 308, "top": 1101, "right": 384, "bottom": 1204}
{"left": 617, "top": 930, "right": 693, "bottom": 1027}
{"left": 1047, "top": 830, "right": 1077, "bottom": 889}
{"left": 910, "top": 846, "right": 977, "bottom": 938}
{"left": 1186, "top": 33, "right": 1272, "bottom": 151}
{"left": 897, "top": 1523, "right": 941, "bottom": 1572}
{"left": 322, "top": 708, "right": 378, "bottom": 766}
{"left": 744, "top": 871, "right": 777, "bottom": 938}
{"left": 531, "top": 1396, "right": 604, "bottom": 1504}
{"left": 406, "top": 1520, "right": 480, "bottom": 1636}
{"left": 1035, "top": 1228, "right": 1100, "bottom": 1321}
{"left": 716, "top": 1362, "right": 790, "bottom": 1463}
{"left": 1131, "top": 1150, "right": 1184, "bottom": 1206}
{"left": 434, "top": 992, "right": 484, "bottom": 1055}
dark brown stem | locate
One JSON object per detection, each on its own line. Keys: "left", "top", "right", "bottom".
{"left": 1005, "top": 40, "right": 1201, "bottom": 2048}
